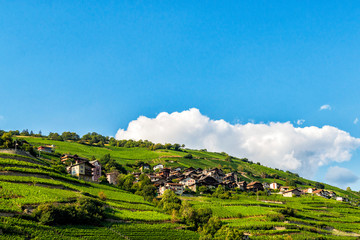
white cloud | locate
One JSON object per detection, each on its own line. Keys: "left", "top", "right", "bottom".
{"left": 354, "top": 118, "right": 358, "bottom": 124}
{"left": 320, "top": 104, "right": 331, "bottom": 111}
{"left": 116, "top": 108, "right": 360, "bottom": 177}
{"left": 325, "top": 166, "right": 359, "bottom": 187}
{"left": 296, "top": 119, "right": 305, "bottom": 125}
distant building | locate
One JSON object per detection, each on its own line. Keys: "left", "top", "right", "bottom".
{"left": 197, "top": 175, "right": 219, "bottom": 188}
{"left": 283, "top": 189, "right": 301, "bottom": 197}
{"left": 61, "top": 154, "right": 88, "bottom": 165}
{"left": 313, "top": 189, "right": 328, "bottom": 198}
{"left": 159, "top": 183, "right": 184, "bottom": 195}
{"left": 180, "top": 177, "right": 196, "bottom": 187}
{"left": 37, "top": 145, "right": 54, "bottom": 153}
{"left": 304, "top": 188, "right": 317, "bottom": 194}
{"left": 329, "top": 191, "right": 337, "bottom": 198}
{"left": 153, "top": 164, "right": 164, "bottom": 171}
{"left": 68, "top": 161, "right": 93, "bottom": 181}
{"left": 106, "top": 171, "right": 120, "bottom": 185}
{"left": 237, "top": 181, "right": 247, "bottom": 191}
{"left": 139, "top": 163, "right": 151, "bottom": 172}
{"left": 247, "top": 182, "right": 264, "bottom": 192}
{"left": 89, "top": 160, "right": 101, "bottom": 182}
{"left": 336, "top": 196, "right": 348, "bottom": 202}
{"left": 262, "top": 182, "right": 270, "bottom": 189}
{"left": 279, "top": 186, "right": 290, "bottom": 192}
{"left": 269, "top": 182, "right": 279, "bottom": 190}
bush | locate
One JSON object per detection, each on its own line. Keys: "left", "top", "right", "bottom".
{"left": 98, "top": 191, "right": 107, "bottom": 201}
{"left": 214, "top": 226, "right": 244, "bottom": 240}
{"left": 198, "top": 216, "right": 222, "bottom": 239}
{"left": 183, "top": 153, "right": 193, "bottom": 159}
{"left": 33, "top": 198, "right": 105, "bottom": 225}
{"left": 279, "top": 207, "right": 296, "bottom": 217}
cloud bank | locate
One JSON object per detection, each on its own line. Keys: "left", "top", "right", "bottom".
{"left": 325, "top": 166, "right": 359, "bottom": 187}
{"left": 116, "top": 108, "right": 360, "bottom": 177}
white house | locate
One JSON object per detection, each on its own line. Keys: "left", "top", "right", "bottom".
{"left": 153, "top": 164, "right": 164, "bottom": 171}
{"left": 180, "top": 177, "right": 196, "bottom": 187}
{"left": 159, "top": 183, "right": 184, "bottom": 195}
{"left": 269, "top": 182, "right": 279, "bottom": 190}
{"left": 336, "top": 196, "right": 349, "bottom": 202}
{"left": 305, "top": 188, "right": 317, "bottom": 194}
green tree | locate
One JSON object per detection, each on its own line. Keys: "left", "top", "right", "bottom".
{"left": 214, "top": 226, "right": 244, "bottom": 240}
{"left": 1, "top": 133, "right": 13, "bottom": 148}
{"left": 158, "top": 189, "right": 182, "bottom": 213}
{"left": 198, "top": 216, "right": 222, "bottom": 239}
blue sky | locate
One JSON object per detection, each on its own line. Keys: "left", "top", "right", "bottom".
{"left": 1, "top": 1, "right": 360, "bottom": 189}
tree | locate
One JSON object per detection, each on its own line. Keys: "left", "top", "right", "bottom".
{"left": 61, "top": 132, "right": 80, "bottom": 141}
{"left": 20, "top": 129, "right": 30, "bottom": 136}
{"left": 1, "top": 133, "right": 13, "bottom": 148}
{"left": 198, "top": 216, "right": 222, "bottom": 239}
{"left": 173, "top": 144, "right": 181, "bottom": 151}
{"left": 214, "top": 226, "right": 244, "bottom": 240}
{"left": 179, "top": 202, "right": 212, "bottom": 229}
{"left": 315, "top": 182, "right": 325, "bottom": 189}
{"left": 158, "top": 189, "right": 182, "bottom": 213}
{"left": 346, "top": 187, "right": 352, "bottom": 192}
{"left": 198, "top": 186, "right": 208, "bottom": 194}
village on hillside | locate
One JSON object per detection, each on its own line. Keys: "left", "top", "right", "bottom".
{"left": 51, "top": 146, "right": 350, "bottom": 202}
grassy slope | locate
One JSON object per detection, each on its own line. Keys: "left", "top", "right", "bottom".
{"left": 0, "top": 152, "right": 197, "bottom": 240}
{"left": 1, "top": 136, "right": 359, "bottom": 239}
{"left": 20, "top": 136, "right": 358, "bottom": 199}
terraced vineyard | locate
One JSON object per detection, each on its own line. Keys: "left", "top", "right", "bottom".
{"left": 1, "top": 137, "right": 360, "bottom": 239}
{"left": 0, "top": 152, "right": 194, "bottom": 239}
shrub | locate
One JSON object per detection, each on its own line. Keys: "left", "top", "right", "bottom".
{"left": 33, "top": 198, "right": 105, "bottom": 225}
{"left": 279, "top": 207, "right": 296, "bottom": 217}
{"left": 98, "top": 191, "right": 107, "bottom": 201}
{"left": 183, "top": 153, "right": 193, "bottom": 159}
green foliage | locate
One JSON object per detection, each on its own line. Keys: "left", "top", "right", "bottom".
{"left": 315, "top": 182, "right": 325, "bottom": 189}
{"left": 279, "top": 207, "right": 296, "bottom": 217}
{"left": 48, "top": 132, "right": 63, "bottom": 141}
{"left": 33, "top": 198, "right": 105, "bottom": 225}
{"left": 183, "top": 153, "right": 193, "bottom": 159}
{"left": 213, "top": 226, "right": 244, "bottom": 240}
{"left": 179, "top": 201, "right": 212, "bottom": 229}
{"left": 1, "top": 133, "right": 14, "bottom": 148}
{"left": 133, "top": 174, "right": 157, "bottom": 201}
{"left": 158, "top": 189, "right": 182, "bottom": 213}
{"left": 61, "top": 132, "right": 80, "bottom": 141}
{"left": 100, "top": 154, "right": 126, "bottom": 173}
{"left": 212, "top": 185, "right": 231, "bottom": 199}
{"left": 198, "top": 216, "right": 222, "bottom": 239}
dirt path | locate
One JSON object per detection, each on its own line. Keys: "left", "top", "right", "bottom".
{"left": 332, "top": 229, "right": 360, "bottom": 237}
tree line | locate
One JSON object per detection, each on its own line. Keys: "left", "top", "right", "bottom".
{"left": 1, "top": 129, "right": 185, "bottom": 151}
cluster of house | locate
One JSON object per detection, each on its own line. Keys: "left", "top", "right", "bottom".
{"left": 133, "top": 164, "right": 265, "bottom": 195}
{"left": 269, "top": 183, "right": 349, "bottom": 202}
{"left": 55, "top": 155, "right": 349, "bottom": 202}
{"left": 60, "top": 154, "right": 109, "bottom": 183}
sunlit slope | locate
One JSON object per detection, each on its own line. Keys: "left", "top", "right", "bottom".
{"left": 20, "top": 136, "right": 359, "bottom": 199}
{"left": 0, "top": 152, "right": 198, "bottom": 240}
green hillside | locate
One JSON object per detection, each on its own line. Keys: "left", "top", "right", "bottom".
{"left": 1, "top": 136, "right": 360, "bottom": 239}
